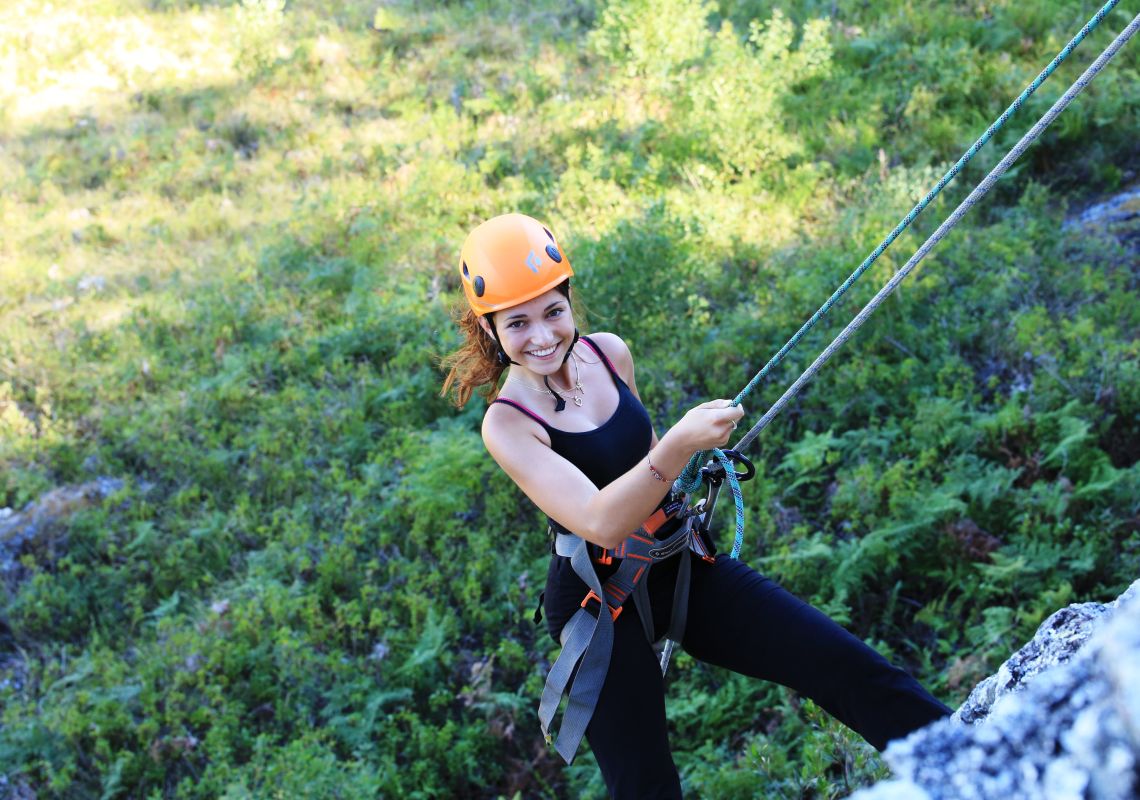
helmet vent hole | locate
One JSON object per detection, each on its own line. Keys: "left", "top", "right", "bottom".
{"left": 461, "top": 261, "right": 469, "bottom": 278}
{"left": 473, "top": 276, "right": 485, "bottom": 297}
{"left": 542, "top": 227, "right": 555, "bottom": 242}
{"left": 545, "top": 244, "right": 562, "bottom": 263}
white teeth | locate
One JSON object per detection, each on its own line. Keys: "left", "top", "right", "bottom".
{"left": 528, "top": 345, "right": 557, "bottom": 357}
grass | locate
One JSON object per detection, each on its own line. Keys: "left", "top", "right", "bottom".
{"left": 1, "top": 0, "right": 1138, "bottom": 796}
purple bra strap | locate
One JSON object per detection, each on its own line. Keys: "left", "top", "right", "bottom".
{"left": 491, "top": 397, "right": 550, "bottom": 427}
{"left": 579, "top": 336, "right": 619, "bottom": 378}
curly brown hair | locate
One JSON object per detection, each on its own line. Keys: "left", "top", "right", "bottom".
{"left": 439, "top": 303, "right": 506, "bottom": 408}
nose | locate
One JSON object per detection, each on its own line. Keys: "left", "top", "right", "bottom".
{"left": 529, "top": 320, "right": 559, "bottom": 345}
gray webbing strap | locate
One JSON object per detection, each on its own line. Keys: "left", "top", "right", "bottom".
{"left": 553, "top": 531, "right": 582, "bottom": 557}
{"left": 550, "top": 539, "right": 617, "bottom": 762}
{"left": 537, "top": 603, "right": 593, "bottom": 726}
{"left": 665, "top": 543, "right": 691, "bottom": 643}
{"left": 632, "top": 577, "right": 655, "bottom": 643}
{"left": 539, "top": 534, "right": 610, "bottom": 758}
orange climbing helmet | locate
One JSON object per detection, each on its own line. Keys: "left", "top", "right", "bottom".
{"left": 459, "top": 213, "right": 573, "bottom": 316}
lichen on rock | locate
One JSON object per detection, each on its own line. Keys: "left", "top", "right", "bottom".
{"left": 852, "top": 579, "right": 1140, "bottom": 800}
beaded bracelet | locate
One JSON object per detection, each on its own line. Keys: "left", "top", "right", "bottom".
{"left": 647, "top": 452, "right": 668, "bottom": 482}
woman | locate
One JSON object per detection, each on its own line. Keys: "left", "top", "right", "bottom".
{"left": 442, "top": 213, "right": 951, "bottom": 798}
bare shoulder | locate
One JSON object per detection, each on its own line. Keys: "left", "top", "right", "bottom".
{"left": 482, "top": 398, "right": 551, "bottom": 451}
{"left": 582, "top": 331, "right": 635, "bottom": 383}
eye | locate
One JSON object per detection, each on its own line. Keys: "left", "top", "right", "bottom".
{"left": 506, "top": 319, "right": 525, "bottom": 329}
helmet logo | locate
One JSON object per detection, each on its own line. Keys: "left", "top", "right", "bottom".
{"left": 525, "top": 250, "right": 541, "bottom": 273}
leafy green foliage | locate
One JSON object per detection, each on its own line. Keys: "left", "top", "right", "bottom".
{"left": 1, "top": 0, "right": 1137, "bottom": 796}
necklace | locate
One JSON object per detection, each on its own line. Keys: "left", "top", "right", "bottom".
{"left": 507, "top": 352, "right": 585, "bottom": 408}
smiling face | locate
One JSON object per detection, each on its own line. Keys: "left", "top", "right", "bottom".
{"left": 483, "top": 288, "right": 575, "bottom": 374}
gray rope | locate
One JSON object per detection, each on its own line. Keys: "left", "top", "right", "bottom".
{"left": 732, "top": 12, "right": 1140, "bottom": 454}
{"left": 673, "top": 0, "right": 1123, "bottom": 494}
{"left": 728, "top": 0, "right": 1122, "bottom": 408}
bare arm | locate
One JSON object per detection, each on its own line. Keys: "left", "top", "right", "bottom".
{"left": 482, "top": 335, "right": 742, "bottom": 549}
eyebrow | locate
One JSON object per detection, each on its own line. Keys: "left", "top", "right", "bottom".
{"left": 504, "top": 300, "right": 566, "bottom": 321}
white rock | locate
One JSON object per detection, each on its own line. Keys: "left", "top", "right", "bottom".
{"left": 852, "top": 579, "right": 1140, "bottom": 800}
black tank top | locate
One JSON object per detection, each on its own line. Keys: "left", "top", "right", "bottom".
{"left": 490, "top": 336, "right": 653, "bottom": 496}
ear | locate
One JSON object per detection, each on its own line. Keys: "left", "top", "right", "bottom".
{"left": 477, "top": 315, "right": 493, "bottom": 336}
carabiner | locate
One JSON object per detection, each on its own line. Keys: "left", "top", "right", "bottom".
{"left": 700, "top": 449, "right": 755, "bottom": 486}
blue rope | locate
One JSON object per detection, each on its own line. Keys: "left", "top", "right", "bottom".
{"left": 710, "top": 448, "right": 746, "bottom": 559}
{"left": 672, "top": 0, "right": 1122, "bottom": 496}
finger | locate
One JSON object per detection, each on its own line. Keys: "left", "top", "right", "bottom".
{"left": 698, "top": 399, "right": 737, "bottom": 412}
{"left": 716, "top": 406, "right": 744, "bottom": 424}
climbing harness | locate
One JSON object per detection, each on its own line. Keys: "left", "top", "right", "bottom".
{"left": 539, "top": 452, "right": 755, "bottom": 762}
{"left": 537, "top": 1, "right": 1138, "bottom": 762}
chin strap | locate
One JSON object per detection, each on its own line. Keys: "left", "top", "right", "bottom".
{"left": 564, "top": 329, "right": 581, "bottom": 363}
{"left": 541, "top": 329, "right": 581, "bottom": 413}
{"left": 543, "top": 375, "right": 568, "bottom": 413}
{"left": 487, "top": 317, "right": 520, "bottom": 368}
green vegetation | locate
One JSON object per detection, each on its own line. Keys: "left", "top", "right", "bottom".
{"left": 2, "top": 0, "right": 1137, "bottom": 796}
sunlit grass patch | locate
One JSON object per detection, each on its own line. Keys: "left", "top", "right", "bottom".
{"left": 0, "top": 0, "right": 240, "bottom": 130}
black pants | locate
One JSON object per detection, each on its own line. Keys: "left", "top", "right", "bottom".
{"left": 545, "top": 552, "right": 952, "bottom": 799}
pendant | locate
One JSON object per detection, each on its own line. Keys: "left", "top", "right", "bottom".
{"left": 573, "top": 396, "right": 584, "bottom": 407}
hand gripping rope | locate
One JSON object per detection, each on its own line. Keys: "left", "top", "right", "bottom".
{"left": 658, "top": 4, "right": 1138, "bottom": 675}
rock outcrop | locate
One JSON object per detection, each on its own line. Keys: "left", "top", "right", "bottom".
{"left": 852, "top": 579, "right": 1140, "bottom": 800}
{"left": 1066, "top": 183, "right": 1140, "bottom": 258}
{"left": 0, "top": 477, "right": 124, "bottom": 585}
